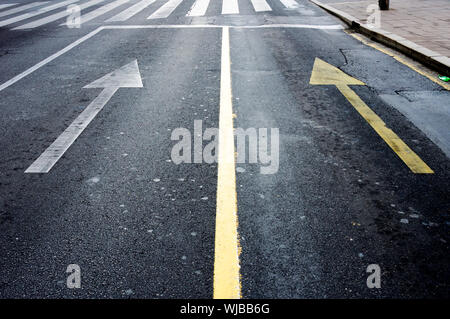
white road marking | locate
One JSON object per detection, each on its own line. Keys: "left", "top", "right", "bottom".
{"left": 0, "top": 0, "right": 78, "bottom": 28}
{"left": 147, "top": 0, "right": 184, "bottom": 19}
{"left": 187, "top": 0, "right": 210, "bottom": 17}
{"left": 25, "top": 60, "right": 143, "bottom": 173}
{"left": 0, "top": 24, "right": 342, "bottom": 94}
{"left": 61, "top": 0, "right": 130, "bottom": 25}
{"left": 107, "top": 24, "right": 221, "bottom": 29}
{"left": 0, "top": 1, "right": 47, "bottom": 18}
{"left": 222, "top": 0, "right": 239, "bottom": 14}
{"left": 106, "top": 0, "right": 156, "bottom": 22}
{"left": 280, "top": 0, "right": 299, "bottom": 9}
{"left": 0, "top": 4, "right": 17, "bottom": 10}
{"left": 84, "top": 60, "right": 143, "bottom": 88}
{"left": 104, "top": 24, "right": 343, "bottom": 29}
{"left": 13, "top": 0, "right": 105, "bottom": 30}
{"left": 25, "top": 88, "right": 117, "bottom": 173}
{"left": 0, "top": 26, "right": 103, "bottom": 93}
{"left": 250, "top": 0, "right": 271, "bottom": 12}
{"left": 237, "top": 23, "right": 342, "bottom": 29}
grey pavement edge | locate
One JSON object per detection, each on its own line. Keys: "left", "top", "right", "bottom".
{"left": 309, "top": 0, "right": 450, "bottom": 75}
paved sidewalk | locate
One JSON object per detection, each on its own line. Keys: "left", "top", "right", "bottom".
{"left": 315, "top": 0, "right": 450, "bottom": 58}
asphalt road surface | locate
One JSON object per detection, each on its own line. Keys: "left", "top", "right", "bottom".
{"left": 0, "top": 0, "right": 449, "bottom": 299}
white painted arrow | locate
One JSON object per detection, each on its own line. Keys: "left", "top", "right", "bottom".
{"left": 25, "top": 60, "right": 143, "bottom": 173}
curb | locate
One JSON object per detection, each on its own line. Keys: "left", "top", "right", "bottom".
{"left": 309, "top": 0, "right": 450, "bottom": 76}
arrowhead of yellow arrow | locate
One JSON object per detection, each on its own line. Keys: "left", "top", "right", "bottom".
{"left": 309, "top": 58, "right": 365, "bottom": 86}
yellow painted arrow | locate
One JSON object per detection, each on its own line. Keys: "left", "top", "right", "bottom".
{"left": 310, "top": 58, "right": 433, "bottom": 174}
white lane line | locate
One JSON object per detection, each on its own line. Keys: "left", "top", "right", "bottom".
{"left": 13, "top": 0, "right": 105, "bottom": 30}
{"left": 0, "top": 0, "right": 79, "bottom": 28}
{"left": 187, "top": 0, "right": 210, "bottom": 17}
{"left": 25, "top": 87, "right": 118, "bottom": 173}
{"left": 147, "top": 0, "right": 183, "bottom": 19}
{"left": 106, "top": 0, "right": 155, "bottom": 22}
{"left": 0, "top": 23, "right": 342, "bottom": 93}
{"left": 250, "top": 0, "right": 271, "bottom": 12}
{"left": 0, "top": 26, "right": 103, "bottom": 93}
{"left": 222, "top": 0, "right": 239, "bottom": 14}
{"left": 237, "top": 23, "right": 342, "bottom": 29}
{"left": 280, "top": 0, "right": 299, "bottom": 9}
{"left": 0, "top": 1, "right": 47, "bottom": 18}
{"left": 103, "top": 23, "right": 343, "bottom": 29}
{"left": 0, "top": 4, "right": 18, "bottom": 11}
{"left": 61, "top": 0, "right": 129, "bottom": 25}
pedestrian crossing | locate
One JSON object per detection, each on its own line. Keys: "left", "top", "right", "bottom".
{"left": 106, "top": 0, "right": 155, "bottom": 21}
{"left": 250, "top": 0, "right": 272, "bottom": 12}
{"left": 0, "top": 3, "right": 18, "bottom": 10}
{"left": 60, "top": 0, "right": 129, "bottom": 26}
{"left": 0, "top": 0, "right": 79, "bottom": 28}
{"left": 187, "top": 0, "right": 209, "bottom": 17}
{"left": 0, "top": 1, "right": 48, "bottom": 18}
{"left": 148, "top": 0, "right": 183, "bottom": 19}
{"left": 14, "top": 0, "right": 105, "bottom": 29}
{"left": 222, "top": 0, "right": 239, "bottom": 15}
{"left": 0, "top": 0, "right": 304, "bottom": 30}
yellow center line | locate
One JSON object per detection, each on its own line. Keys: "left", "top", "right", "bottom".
{"left": 336, "top": 84, "right": 434, "bottom": 174}
{"left": 213, "top": 26, "right": 241, "bottom": 299}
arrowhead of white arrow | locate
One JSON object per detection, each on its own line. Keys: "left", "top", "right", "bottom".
{"left": 84, "top": 60, "right": 143, "bottom": 89}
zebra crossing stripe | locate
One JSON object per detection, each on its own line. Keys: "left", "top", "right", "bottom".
{"left": 280, "top": 0, "right": 299, "bottom": 9}
{"left": 106, "top": 0, "right": 156, "bottom": 22}
{"left": 61, "top": 0, "right": 130, "bottom": 25}
{"left": 222, "top": 0, "right": 239, "bottom": 14}
{"left": 0, "top": 1, "right": 48, "bottom": 18}
{"left": 13, "top": 0, "right": 105, "bottom": 29}
{"left": 250, "top": 0, "right": 271, "bottom": 12}
{"left": 0, "top": 0, "right": 79, "bottom": 28}
{"left": 147, "top": 0, "right": 184, "bottom": 19}
{"left": 187, "top": 0, "right": 210, "bottom": 17}
{"left": 0, "top": 4, "right": 18, "bottom": 11}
